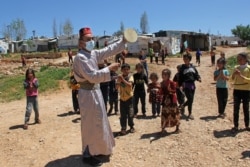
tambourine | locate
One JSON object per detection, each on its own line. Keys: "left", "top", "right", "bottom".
{"left": 123, "top": 28, "right": 138, "bottom": 43}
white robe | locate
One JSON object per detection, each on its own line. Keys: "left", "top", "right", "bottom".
{"left": 73, "top": 39, "right": 126, "bottom": 156}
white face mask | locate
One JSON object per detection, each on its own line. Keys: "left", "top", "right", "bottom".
{"left": 85, "top": 40, "right": 95, "bottom": 51}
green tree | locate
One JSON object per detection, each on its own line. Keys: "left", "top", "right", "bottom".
{"left": 2, "top": 19, "right": 27, "bottom": 41}
{"left": 1, "top": 24, "right": 11, "bottom": 40}
{"left": 231, "top": 24, "right": 250, "bottom": 41}
{"left": 140, "top": 11, "right": 149, "bottom": 34}
{"left": 11, "top": 18, "right": 27, "bottom": 40}
{"left": 63, "top": 19, "right": 73, "bottom": 36}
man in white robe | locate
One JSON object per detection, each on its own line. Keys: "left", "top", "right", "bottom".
{"left": 73, "top": 27, "right": 126, "bottom": 166}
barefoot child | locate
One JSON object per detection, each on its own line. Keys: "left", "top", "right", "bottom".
{"left": 214, "top": 58, "right": 229, "bottom": 118}
{"left": 160, "top": 68, "right": 180, "bottom": 133}
{"left": 23, "top": 68, "right": 40, "bottom": 129}
{"left": 147, "top": 72, "right": 162, "bottom": 117}
{"left": 116, "top": 63, "right": 135, "bottom": 135}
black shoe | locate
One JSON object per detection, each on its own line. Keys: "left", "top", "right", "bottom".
{"left": 82, "top": 156, "right": 103, "bottom": 166}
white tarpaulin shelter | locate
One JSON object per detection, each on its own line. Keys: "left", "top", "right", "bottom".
{"left": 127, "top": 36, "right": 180, "bottom": 55}
{"left": 0, "top": 40, "right": 9, "bottom": 54}
{"left": 127, "top": 36, "right": 150, "bottom": 54}
{"left": 58, "top": 34, "right": 79, "bottom": 49}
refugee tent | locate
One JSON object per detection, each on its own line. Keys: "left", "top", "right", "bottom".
{"left": 127, "top": 36, "right": 150, "bottom": 55}
{"left": 58, "top": 34, "right": 78, "bottom": 50}
{"left": 126, "top": 36, "right": 181, "bottom": 55}
{"left": 0, "top": 40, "right": 9, "bottom": 54}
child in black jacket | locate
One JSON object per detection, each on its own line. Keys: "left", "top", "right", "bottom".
{"left": 133, "top": 63, "right": 148, "bottom": 117}
{"left": 178, "top": 53, "right": 201, "bottom": 120}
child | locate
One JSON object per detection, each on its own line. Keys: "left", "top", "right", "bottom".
{"left": 215, "top": 52, "right": 226, "bottom": 70}
{"left": 161, "top": 49, "right": 165, "bottom": 65}
{"left": 148, "top": 47, "right": 154, "bottom": 63}
{"left": 116, "top": 63, "right": 135, "bottom": 135}
{"left": 70, "top": 71, "right": 80, "bottom": 114}
{"left": 68, "top": 48, "right": 73, "bottom": 63}
{"left": 155, "top": 51, "right": 159, "bottom": 65}
{"left": 160, "top": 68, "right": 180, "bottom": 133}
{"left": 214, "top": 58, "right": 229, "bottom": 118}
{"left": 195, "top": 48, "right": 202, "bottom": 66}
{"left": 173, "top": 65, "right": 185, "bottom": 115}
{"left": 230, "top": 52, "right": 250, "bottom": 133}
{"left": 115, "top": 50, "right": 126, "bottom": 65}
{"left": 138, "top": 50, "right": 148, "bottom": 78}
{"left": 147, "top": 72, "right": 162, "bottom": 117}
{"left": 23, "top": 68, "right": 40, "bottom": 130}
{"left": 178, "top": 53, "right": 201, "bottom": 120}
{"left": 133, "top": 63, "right": 148, "bottom": 118}
{"left": 220, "top": 51, "right": 226, "bottom": 59}
{"left": 108, "top": 70, "right": 119, "bottom": 115}
{"left": 21, "top": 55, "right": 26, "bottom": 67}
{"left": 210, "top": 49, "right": 216, "bottom": 66}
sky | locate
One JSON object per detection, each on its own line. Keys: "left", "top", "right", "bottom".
{"left": 0, "top": 0, "right": 250, "bottom": 38}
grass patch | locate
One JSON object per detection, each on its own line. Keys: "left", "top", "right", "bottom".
{"left": 0, "top": 66, "right": 70, "bottom": 103}
{"left": 226, "top": 55, "right": 237, "bottom": 72}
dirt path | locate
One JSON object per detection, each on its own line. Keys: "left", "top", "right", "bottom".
{"left": 0, "top": 47, "right": 249, "bottom": 167}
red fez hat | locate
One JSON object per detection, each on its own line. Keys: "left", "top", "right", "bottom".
{"left": 79, "top": 27, "right": 93, "bottom": 38}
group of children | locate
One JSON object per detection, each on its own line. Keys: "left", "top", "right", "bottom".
{"left": 22, "top": 51, "right": 250, "bottom": 135}
{"left": 211, "top": 51, "right": 250, "bottom": 132}
{"left": 106, "top": 52, "right": 202, "bottom": 135}
{"left": 148, "top": 47, "right": 167, "bottom": 65}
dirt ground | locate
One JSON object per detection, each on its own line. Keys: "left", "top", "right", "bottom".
{"left": 0, "top": 47, "right": 249, "bottom": 167}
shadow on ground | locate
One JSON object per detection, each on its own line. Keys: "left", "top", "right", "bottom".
{"left": 57, "top": 111, "right": 78, "bottom": 117}
{"left": 135, "top": 115, "right": 158, "bottom": 120}
{"left": 241, "top": 150, "right": 250, "bottom": 159}
{"left": 200, "top": 115, "right": 218, "bottom": 122}
{"left": 45, "top": 154, "right": 84, "bottom": 167}
{"left": 9, "top": 122, "right": 36, "bottom": 130}
{"left": 140, "top": 130, "right": 178, "bottom": 143}
{"left": 213, "top": 129, "right": 245, "bottom": 138}
{"left": 72, "top": 117, "right": 81, "bottom": 123}
{"left": 9, "top": 124, "right": 24, "bottom": 130}
{"left": 45, "top": 154, "right": 110, "bottom": 167}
